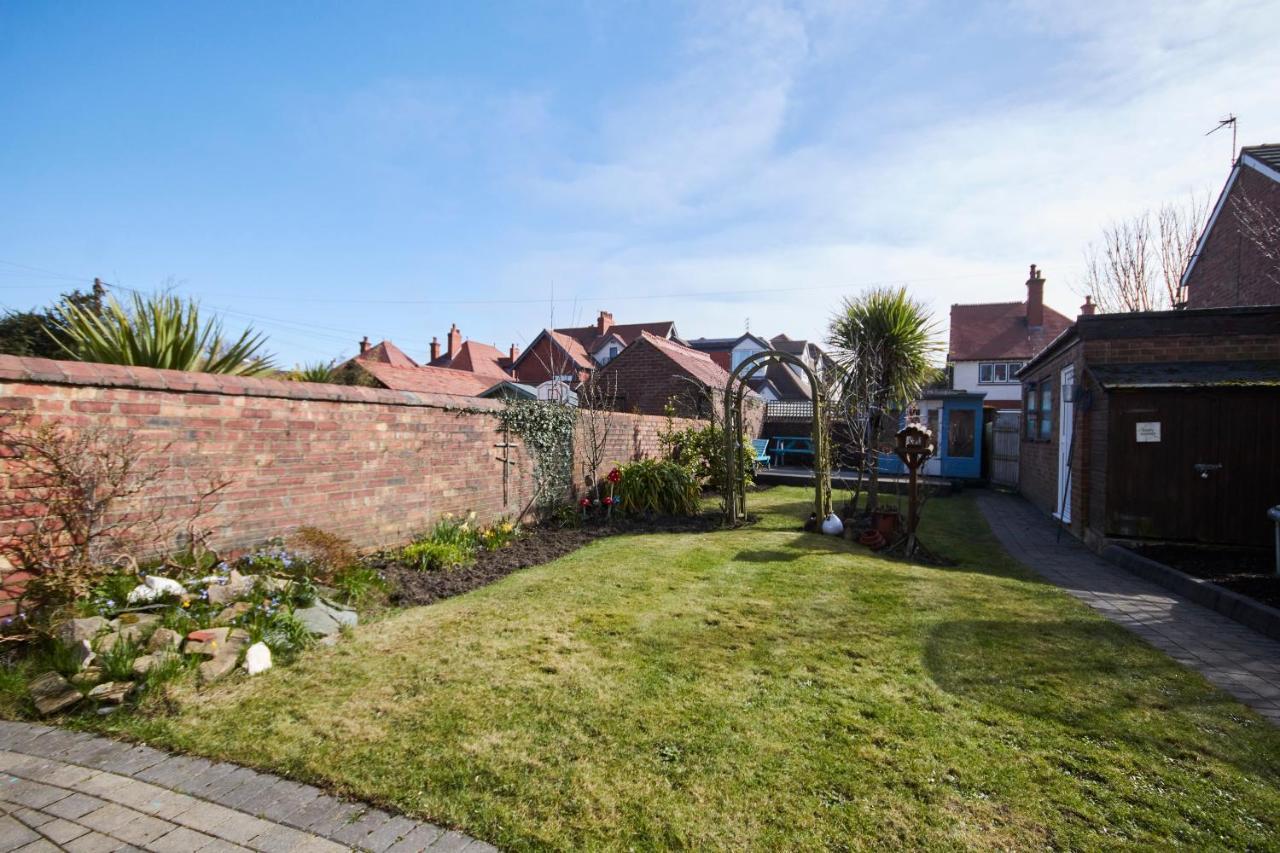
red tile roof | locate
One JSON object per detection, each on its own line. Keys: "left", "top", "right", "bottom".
{"left": 557, "top": 321, "right": 678, "bottom": 355}
{"left": 637, "top": 330, "right": 747, "bottom": 392}
{"left": 431, "top": 340, "right": 512, "bottom": 378}
{"left": 546, "top": 330, "right": 594, "bottom": 369}
{"left": 358, "top": 340, "right": 419, "bottom": 368}
{"left": 948, "top": 301, "right": 1074, "bottom": 361}
{"left": 357, "top": 361, "right": 493, "bottom": 396}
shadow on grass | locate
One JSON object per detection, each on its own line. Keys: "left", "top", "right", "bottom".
{"left": 924, "top": 617, "right": 1275, "bottom": 775}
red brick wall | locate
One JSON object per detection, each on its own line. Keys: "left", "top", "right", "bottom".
{"left": 1185, "top": 165, "right": 1280, "bottom": 309}
{"left": 0, "top": 357, "right": 705, "bottom": 569}
{"left": 512, "top": 337, "right": 589, "bottom": 386}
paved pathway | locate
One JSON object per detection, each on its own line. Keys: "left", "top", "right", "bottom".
{"left": 0, "top": 721, "right": 495, "bottom": 853}
{"left": 976, "top": 492, "right": 1280, "bottom": 725}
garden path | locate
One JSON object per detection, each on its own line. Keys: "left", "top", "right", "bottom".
{"left": 0, "top": 721, "right": 495, "bottom": 852}
{"left": 977, "top": 491, "right": 1280, "bottom": 726}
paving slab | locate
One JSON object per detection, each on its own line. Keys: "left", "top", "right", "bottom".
{"left": 977, "top": 491, "right": 1280, "bottom": 726}
{"left": 0, "top": 722, "right": 493, "bottom": 851}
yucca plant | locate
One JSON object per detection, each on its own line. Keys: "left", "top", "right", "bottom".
{"left": 53, "top": 290, "right": 276, "bottom": 375}
{"left": 289, "top": 361, "right": 336, "bottom": 382}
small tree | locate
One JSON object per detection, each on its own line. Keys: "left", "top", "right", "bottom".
{"left": 0, "top": 282, "right": 107, "bottom": 359}
{"left": 1082, "top": 196, "right": 1209, "bottom": 312}
{"left": 576, "top": 372, "right": 619, "bottom": 493}
{"left": 826, "top": 287, "right": 941, "bottom": 512}
{"left": 0, "top": 414, "right": 171, "bottom": 614}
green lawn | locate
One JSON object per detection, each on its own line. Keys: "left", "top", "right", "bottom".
{"left": 92, "top": 487, "right": 1279, "bottom": 850}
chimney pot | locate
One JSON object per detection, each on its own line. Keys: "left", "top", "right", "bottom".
{"left": 1080, "top": 295, "right": 1096, "bottom": 316}
{"left": 597, "top": 310, "right": 614, "bottom": 336}
{"left": 359, "top": 336, "right": 370, "bottom": 355}
{"left": 1026, "top": 264, "right": 1045, "bottom": 328}
{"left": 509, "top": 343, "right": 520, "bottom": 365}
{"left": 447, "top": 324, "right": 462, "bottom": 360}
{"left": 430, "top": 336, "right": 441, "bottom": 362}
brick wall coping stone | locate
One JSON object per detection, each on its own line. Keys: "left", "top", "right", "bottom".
{"left": 0, "top": 354, "right": 501, "bottom": 412}
{"left": 1102, "top": 544, "right": 1280, "bottom": 643}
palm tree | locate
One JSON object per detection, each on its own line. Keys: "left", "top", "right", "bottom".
{"left": 53, "top": 290, "right": 276, "bottom": 376}
{"left": 289, "top": 361, "right": 337, "bottom": 383}
{"left": 826, "top": 286, "right": 941, "bottom": 511}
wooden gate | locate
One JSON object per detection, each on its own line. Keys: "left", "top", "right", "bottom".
{"left": 989, "top": 411, "right": 1020, "bottom": 488}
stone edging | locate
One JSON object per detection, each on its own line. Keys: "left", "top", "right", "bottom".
{"left": 1101, "top": 545, "right": 1280, "bottom": 642}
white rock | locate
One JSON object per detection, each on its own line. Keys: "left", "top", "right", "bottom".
{"left": 144, "top": 575, "right": 186, "bottom": 597}
{"left": 821, "top": 513, "right": 844, "bottom": 536}
{"left": 125, "top": 584, "right": 157, "bottom": 604}
{"left": 244, "top": 642, "right": 272, "bottom": 676}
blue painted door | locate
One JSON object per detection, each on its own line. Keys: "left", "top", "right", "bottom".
{"left": 939, "top": 399, "right": 982, "bottom": 479}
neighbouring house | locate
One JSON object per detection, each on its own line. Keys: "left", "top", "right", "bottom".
{"left": 511, "top": 310, "right": 682, "bottom": 385}
{"left": 1181, "top": 144, "right": 1280, "bottom": 309}
{"left": 686, "top": 332, "right": 834, "bottom": 402}
{"left": 587, "top": 330, "right": 759, "bottom": 420}
{"left": 338, "top": 338, "right": 494, "bottom": 396}
{"left": 1016, "top": 305, "right": 1280, "bottom": 549}
{"left": 426, "top": 323, "right": 518, "bottom": 379}
{"left": 947, "top": 265, "right": 1075, "bottom": 412}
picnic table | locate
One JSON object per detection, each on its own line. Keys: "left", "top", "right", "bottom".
{"left": 771, "top": 435, "right": 815, "bottom": 466}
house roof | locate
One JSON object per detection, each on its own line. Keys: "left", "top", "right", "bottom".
{"left": 556, "top": 321, "right": 679, "bottom": 355}
{"left": 948, "top": 301, "right": 1074, "bottom": 361}
{"left": 357, "top": 361, "right": 493, "bottom": 396}
{"left": 1241, "top": 144, "right": 1280, "bottom": 174}
{"left": 630, "top": 331, "right": 761, "bottom": 398}
{"left": 430, "top": 340, "right": 512, "bottom": 378}
{"left": 1089, "top": 360, "right": 1280, "bottom": 389}
{"left": 478, "top": 380, "right": 538, "bottom": 399}
{"left": 686, "top": 332, "right": 772, "bottom": 353}
{"left": 510, "top": 328, "right": 594, "bottom": 372}
{"left": 358, "top": 340, "right": 418, "bottom": 368}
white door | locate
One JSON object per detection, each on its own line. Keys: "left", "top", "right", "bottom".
{"left": 1057, "top": 365, "right": 1074, "bottom": 522}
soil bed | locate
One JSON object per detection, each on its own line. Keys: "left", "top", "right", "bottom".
{"left": 1132, "top": 544, "right": 1280, "bottom": 609}
{"left": 377, "top": 513, "right": 724, "bottom": 607}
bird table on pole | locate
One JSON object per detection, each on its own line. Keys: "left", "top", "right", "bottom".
{"left": 893, "top": 423, "right": 935, "bottom": 546}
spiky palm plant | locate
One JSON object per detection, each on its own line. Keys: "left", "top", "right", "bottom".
{"left": 826, "top": 286, "right": 942, "bottom": 510}
{"left": 289, "top": 361, "right": 336, "bottom": 383}
{"left": 53, "top": 291, "right": 276, "bottom": 376}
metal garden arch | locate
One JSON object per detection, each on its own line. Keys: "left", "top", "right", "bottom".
{"left": 723, "top": 349, "right": 832, "bottom": 524}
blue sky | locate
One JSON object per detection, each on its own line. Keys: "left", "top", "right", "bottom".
{"left": 3, "top": 1, "right": 1279, "bottom": 366}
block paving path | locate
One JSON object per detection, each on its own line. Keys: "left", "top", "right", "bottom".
{"left": 0, "top": 721, "right": 496, "bottom": 852}
{"left": 977, "top": 491, "right": 1280, "bottom": 726}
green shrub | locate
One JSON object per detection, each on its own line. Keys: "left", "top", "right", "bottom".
{"left": 401, "top": 540, "right": 474, "bottom": 572}
{"left": 97, "top": 636, "right": 142, "bottom": 682}
{"left": 616, "top": 460, "right": 701, "bottom": 516}
{"left": 332, "top": 565, "right": 390, "bottom": 608}
{"left": 243, "top": 608, "right": 313, "bottom": 662}
{"left": 661, "top": 424, "right": 755, "bottom": 493}
{"left": 428, "top": 513, "right": 481, "bottom": 550}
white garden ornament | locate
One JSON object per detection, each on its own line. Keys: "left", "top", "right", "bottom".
{"left": 244, "top": 642, "right": 272, "bottom": 675}
{"left": 821, "top": 513, "right": 844, "bottom": 536}
{"left": 125, "top": 574, "right": 186, "bottom": 604}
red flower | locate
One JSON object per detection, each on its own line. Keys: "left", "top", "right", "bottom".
{"left": 607, "top": 468, "right": 621, "bottom": 484}
{"left": 603, "top": 496, "right": 613, "bottom": 506}
{"left": 579, "top": 497, "right": 591, "bottom": 508}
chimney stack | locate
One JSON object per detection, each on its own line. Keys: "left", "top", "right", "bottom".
{"left": 359, "top": 336, "right": 370, "bottom": 355}
{"left": 509, "top": 343, "right": 519, "bottom": 363}
{"left": 1026, "top": 264, "right": 1045, "bottom": 328}
{"left": 1080, "top": 295, "right": 1096, "bottom": 316}
{"left": 447, "top": 324, "right": 462, "bottom": 359}
{"left": 597, "top": 310, "right": 613, "bottom": 336}
{"left": 430, "top": 337, "right": 441, "bottom": 361}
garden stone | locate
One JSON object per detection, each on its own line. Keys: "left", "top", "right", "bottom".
{"left": 207, "top": 570, "right": 255, "bottom": 606}
{"left": 215, "top": 602, "right": 253, "bottom": 625}
{"left": 55, "top": 616, "right": 108, "bottom": 645}
{"left": 147, "top": 627, "right": 182, "bottom": 653}
{"left": 184, "top": 627, "right": 229, "bottom": 655}
{"left": 131, "top": 650, "right": 178, "bottom": 677}
{"left": 244, "top": 642, "right": 272, "bottom": 675}
{"left": 117, "top": 613, "right": 160, "bottom": 643}
{"left": 29, "top": 672, "right": 82, "bottom": 716}
{"left": 295, "top": 600, "right": 357, "bottom": 638}
{"left": 70, "top": 666, "right": 103, "bottom": 687}
{"left": 198, "top": 637, "right": 249, "bottom": 685}
{"left": 87, "top": 681, "right": 133, "bottom": 704}
{"left": 95, "top": 631, "right": 121, "bottom": 653}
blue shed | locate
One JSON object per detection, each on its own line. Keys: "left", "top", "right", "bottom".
{"left": 877, "top": 390, "right": 986, "bottom": 480}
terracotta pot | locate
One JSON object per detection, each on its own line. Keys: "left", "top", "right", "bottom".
{"left": 872, "top": 510, "right": 900, "bottom": 537}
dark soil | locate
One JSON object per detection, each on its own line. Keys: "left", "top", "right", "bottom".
{"left": 1132, "top": 544, "right": 1280, "bottom": 609}
{"left": 376, "top": 513, "right": 724, "bottom": 607}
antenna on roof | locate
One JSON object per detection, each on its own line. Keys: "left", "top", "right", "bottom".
{"left": 1205, "top": 113, "right": 1237, "bottom": 166}
{"left": 744, "top": 316, "right": 750, "bottom": 333}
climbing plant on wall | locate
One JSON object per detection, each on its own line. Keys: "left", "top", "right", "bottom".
{"left": 497, "top": 399, "right": 578, "bottom": 516}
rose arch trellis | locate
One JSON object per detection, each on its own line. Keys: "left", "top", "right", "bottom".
{"left": 723, "top": 349, "right": 832, "bottom": 524}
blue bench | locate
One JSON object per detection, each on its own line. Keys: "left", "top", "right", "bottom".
{"left": 772, "top": 436, "right": 815, "bottom": 466}
{"left": 751, "top": 438, "right": 771, "bottom": 469}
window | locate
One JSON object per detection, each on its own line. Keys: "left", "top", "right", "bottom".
{"left": 1024, "top": 384, "right": 1038, "bottom": 439}
{"left": 1039, "top": 379, "right": 1053, "bottom": 441}
{"left": 979, "top": 361, "right": 1024, "bottom": 384}
{"left": 608, "top": 345, "right": 619, "bottom": 359}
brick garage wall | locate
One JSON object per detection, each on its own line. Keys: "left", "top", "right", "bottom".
{"left": 1185, "top": 165, "right": 1280, "bottom": 309}
{"left": 1083, "top": 333, "right": 1280, "bottom": 363}
{"left": 0, "top": 356, "right": 705, "bottom": 567}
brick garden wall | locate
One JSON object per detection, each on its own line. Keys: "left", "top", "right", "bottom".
{"left": 0, "top": 356, "right": 705, "bottom": 569}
